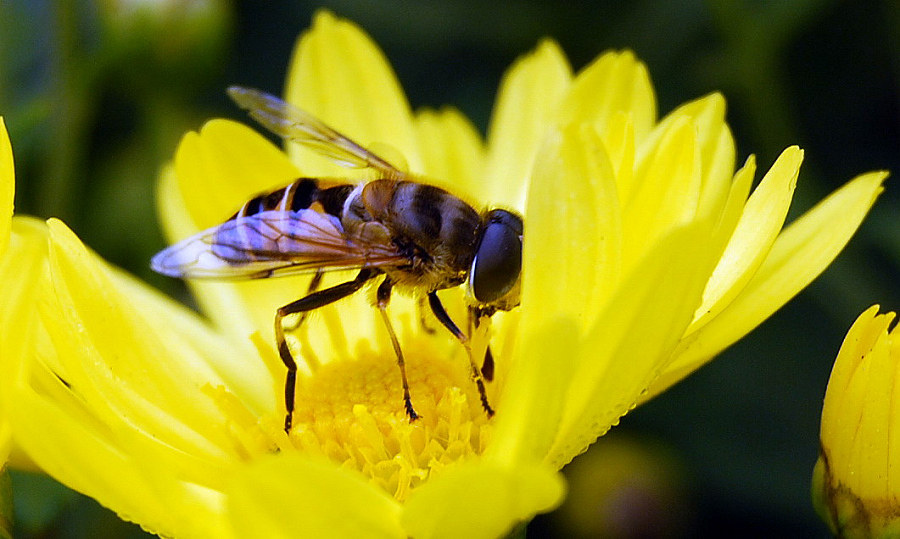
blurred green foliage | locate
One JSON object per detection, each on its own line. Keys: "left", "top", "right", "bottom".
{"left": 1, "top": 0, "right": 897, "bottom": 537}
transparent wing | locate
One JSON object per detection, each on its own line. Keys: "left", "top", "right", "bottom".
{"left": 151, "top": 209, "right": 405, "bottom": 280}
{"left": 228, "top": 86, "right": 408, "bottom": 179}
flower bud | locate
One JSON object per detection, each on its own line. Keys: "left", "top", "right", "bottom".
{"left": 813, "top": 305, "right": 900, "bottom": 538}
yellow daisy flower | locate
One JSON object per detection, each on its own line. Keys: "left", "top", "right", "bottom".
{"left": 2, "top": 11, "right": 886, "bottom": 539}
{"left": 813, "top": 306, "right": 900, "bottom": 539}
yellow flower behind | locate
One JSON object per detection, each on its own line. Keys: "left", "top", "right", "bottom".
{"left": 1, "top": 11, "right": 887, "bottom": 539}
{"left": 813, "top": 306, "right": 900, "bottom": 539}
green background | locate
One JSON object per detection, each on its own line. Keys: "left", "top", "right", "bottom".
{"left": 2, "top": 1, "right": 898, "bottom": 537}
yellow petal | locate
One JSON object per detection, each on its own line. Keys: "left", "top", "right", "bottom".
{"left": 685, "top": 94, "right": 736, "bottom": 220}
{"left": 548, "top": 220, "right": 716, "bottom": 468}
{"left": 401, "top": 459, "right": 565, "bottom": 539}
{"left": 622, "top": 117, "right": 702, "bottom": 273}
{"left": 162, "top": 133, "right": 295, "bottom": 343}
{"left": 0, "top": 118, "right": 13, "bottom": 255}
{"left": 170, "top": 119, "right": 300, "bottom": 232}
{"left": 284, "top": 11, "right": 420, "bottom": 175}
{"left": 109, "top": 263, "right": 274, "bottom": 415}
{"left": 157, "top": 163, "right": 266, "bottom": 341}
{"left": 710, "top": 155, "right": 755, "bottom": 255}
{"left": 520, "top": 123, "right": 621, "bottom": 333}
{"left": 0, "top": 218, "right": 47, "bottom": 375}
{"left": 482, "top": 39, "right": 572, "bottom": 211}
{"left": 0, "top": 217, "right": 49, "bottom": 464}
{"left": 43, "top": 219, "right": 251, "bottom": 471}
{"left": 558, "top": 50, "right": 656, "bottom": 143}
{"left": 630, "top": 94, "right": 734, "bottom": 217}
{"left": 7, "top": 220, "right": 248, "bottom": 538}
{"left": 227, "top": 454, "right": 404, "bottom": 539}
{"left": 10, "top": 378, "right": 215, "bottom": 539}
{"left": 653, "top": 170, "right": 886, "bottom": 396}
{"left": 487, "top": 318, "right": 575, "bottom": 465}
{"left": 690, "top": 146, "right": 802, "bottom": 330}
{"left": 600, "top": 112, "right": 636, "bottom": 200}
{"left": 413, "top": 107, "right": 485, "bottom": 201}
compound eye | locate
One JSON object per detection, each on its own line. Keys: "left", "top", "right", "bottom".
{"left": 471, "top": 211, "right": 523, "bottom": 304}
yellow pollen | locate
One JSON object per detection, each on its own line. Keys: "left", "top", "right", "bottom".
{"left": 210, "top": 335, "right": 496, "bottom": 502}
{"left": 288, "top": 344, "right": 493, "bottom": 500}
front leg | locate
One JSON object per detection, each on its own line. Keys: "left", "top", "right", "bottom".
{"left": 277, "top": 269, "right": 376, "bottom": 433}
{"left": 428, "top": 291, "right": 495, "bottom": 417}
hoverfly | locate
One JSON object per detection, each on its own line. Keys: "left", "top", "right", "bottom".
{"left": 152, "top": 87, "right": 523, "bottom": 432}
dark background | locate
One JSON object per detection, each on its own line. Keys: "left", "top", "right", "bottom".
{"left": 1, "top": 1, "right": 898, "bottom": 537}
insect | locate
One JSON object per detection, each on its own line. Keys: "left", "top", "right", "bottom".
{"left": 152, "top": 86, "right": 524, "bottom": 433}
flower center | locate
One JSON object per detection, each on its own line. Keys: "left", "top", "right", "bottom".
{"left": 212, "top": 335, "right": 494, "bottom": 501}
{"left": 289, "top": 343, "right": 492, "bottom": 500}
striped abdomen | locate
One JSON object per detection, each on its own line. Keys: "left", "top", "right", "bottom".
{"left": 229, "top": 178, "right": 352, "bottom": 220}
{"left": 212, "top": 178, "right": 354, "bottom": 263}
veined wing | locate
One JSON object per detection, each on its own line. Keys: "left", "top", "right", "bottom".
{"left": 151, "top": 209, "right": 405, "bottom": 279}
{"left": 227, "top": 86, "right": 407, "bottom": 179}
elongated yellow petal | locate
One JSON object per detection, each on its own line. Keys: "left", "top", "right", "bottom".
{"left": 284, "top": 11, "right": 421, "bottom": 175}
{"left": 0, "top": 218, "right": 48, "bottom": 372}
{"left": 0, "top": 217, "right": 48, "bottom": 464}
{"left": 227, "top": 454, "right": 404, "bottom": 539}
{"left": 558, "top": 50, "right": 656, "bottom": 143}
{"left": 11, "top": 379, "right": 213, "bottom": 539}
{"left": 43, "top": 219, "right": 252, "bottom": 472}
{"left": 600, "top": 112, "right": 636, "bottom": 200}
{"left": 548, "top": 221, "right": 716, "bottom": 468}
{"left": 652, "top": 170, "right": 886, "bottom": 396}
{"left": 414, "top": 107, "right": 485, "bottom": 201}
{"left": 5, "top": 228, "right": 232, "bottom": 539}
{"left": 520, "top": 123, "right": 621, "bottom": 333}
{"left": 684, "top": 94, "right": 735, "bottom": 220}
{"left": 401, "top": 459, "right": 565, "bottom": 539}
{"left": 622, "top": 117, "right": 702, "bottom": 273}
{"left": 108, "top": 264, "right": 274, "bottom": 415}
{"left": 483, "top": 39, "right": 572, "bottom": 210}
{"left": 631, "top": 94, "right": 734, "bottom": 211}
{"left": 710, "top": 155, "right": 755, "bottom": 255}
{"left": 0, "top": 118, "right": 13, "bottom": 256}
{"left": 163, "top": 124, "right": 310, "bottom": 340}
{"left": 487, "top": 319, "right": 575, "bottom": 465}
{"left": 690, "top": 146, "right": 802, "bottom": 330}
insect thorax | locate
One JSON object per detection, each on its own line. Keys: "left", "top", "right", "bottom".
{"left": 347, "top": 180, "right": 481, "bottom": 293}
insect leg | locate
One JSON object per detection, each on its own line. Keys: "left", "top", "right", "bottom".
{"left": 468, "top": 307, "right": 495, "bottom": 382}
{"left": 277, "top": 268, "right": 376, "bottom": 433}
{"left": 417, "top": 296, "right": 437, "bottom": 334}
{"left": 282, "top": 269, "right": 325, "bottom": 332}
{"left": 376, "top": 279, "right": 419, "bottom": 421}
{"left": 428, "top": 292, "right": 495, "bottom": 417}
